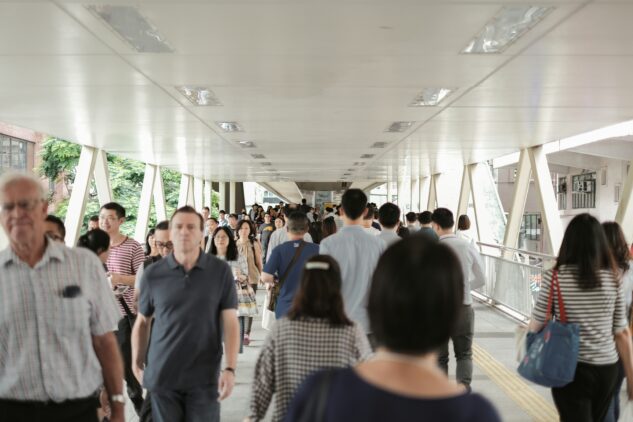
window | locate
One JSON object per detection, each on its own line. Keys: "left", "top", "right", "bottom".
{"left": 0, "top": 134, "right": 29, "bottom": 174}
{"left": 557, "top": 176, "right": 567, "bottom": 210}
{"left": 521, "top": 213, "right": 541, "bottom": 241}
{"left": 571, "top": 172, "right": 596, "bottom": 209}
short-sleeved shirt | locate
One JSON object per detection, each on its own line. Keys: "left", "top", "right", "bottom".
{"left": 139, "top": 252, "right": 237, "bottom": 392}
{"left": 531, "top": 266, "right": 627, "bottom": 365}
{"left": 0, "top": 239, "right": 120, "bottom": 401}
{"left": 106, "top": 236, "right": 145, "bottom": 315}
{"left": 264, "top": 240, "right": 320, "bottom": 318}
{"left": 285, "top": 368, "right": 501, "bottom": 422}
{"left": 259, "top": 223, "right": 275, "bottom": 254}
{"left": 319, "top": 225, "right": 385, "bottom": 333}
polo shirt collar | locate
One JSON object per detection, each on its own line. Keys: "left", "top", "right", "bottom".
{"left": 439, "top": 234, "right": 457, "bottom": 240}
{"left": 165, "top": 249, "right": 207, "bottom": 271}
{"left": 340, "top": 225, "right": 364, "bottom": 233}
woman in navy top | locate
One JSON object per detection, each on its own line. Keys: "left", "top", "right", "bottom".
{"left": 285, "top": 237, "right": 501, "bottom": 422}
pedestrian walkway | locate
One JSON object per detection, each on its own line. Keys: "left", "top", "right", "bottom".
{"left": 125, "top": 293, "right": 562, "bottom": 421}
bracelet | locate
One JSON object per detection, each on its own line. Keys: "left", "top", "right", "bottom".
{"left": 110, "top": 394, "right": 126, "bottom": 404}
{"left": 223, "top": 367, "right": 236, "bottom": 375}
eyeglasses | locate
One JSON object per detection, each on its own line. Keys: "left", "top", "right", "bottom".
{"left": 0, "top": 198, "right": 44, "bottom": 214}
{"left": 155, "top": 241, "right": 173, "bottom": 250}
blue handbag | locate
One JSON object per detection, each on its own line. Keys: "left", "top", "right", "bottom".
{"left": 518, "top": 270, "right": 580, "bottom": 387}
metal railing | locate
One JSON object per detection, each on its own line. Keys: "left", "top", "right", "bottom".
{"left": 473, "top": 242, "right": 556, "bottom": 323}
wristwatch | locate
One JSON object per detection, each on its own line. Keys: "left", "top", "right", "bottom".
{"left": 224, "top": 367, "right": 236, "bottom": 375}
{"left": 110, "top": 394, "right": 126, "bottom": 404}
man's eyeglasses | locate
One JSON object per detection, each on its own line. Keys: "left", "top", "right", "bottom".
{"left": 155, "top": 241, "right": 173, "bottom": 250}
{"left": 0, "top": 198, "right": 44, "bottom": 214}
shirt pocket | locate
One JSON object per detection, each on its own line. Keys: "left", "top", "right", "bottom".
{"left": 47, "top": 295, "right": 90, "bottom": 338}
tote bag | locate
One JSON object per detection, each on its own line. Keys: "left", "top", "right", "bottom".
{"left": 518, "top": 270, "right": 580, "bottom": 388}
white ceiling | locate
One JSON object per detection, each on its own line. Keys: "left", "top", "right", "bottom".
{"left": 1, "top": 0, "right": 632, "bottom": 184}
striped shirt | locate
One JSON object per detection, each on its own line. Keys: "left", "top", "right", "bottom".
{"left": 106, "top": 236, "right": 144, "bottom": 315}
{"left": 249, "top": 318, "right": 371, "bottom": 421}
{"left": 532, "top": 266, "right": 627, "bottom": 365}
{"left": 0, "top": 240, "right": 120, "bottom": 401}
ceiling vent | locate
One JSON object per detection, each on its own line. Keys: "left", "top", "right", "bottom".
{"left": 236, "top": 140, "right": 256, "bottom": 148}
{"left": 217, "top": 121, "right": 244, "bottom": 133}
{"left": 371, "top": 142, "right": 389, "bottom": 148}
{"left": 385, "top": 121, "right": 415, "bottom": 133}
{"left": 251, "top": 153, "right": 266, "bottom": 159}
{"left": 360, "top": 154, "right": 375, "bottom": 159}
{"left": 176, "top": 86, "right": 222, "bottom": 106}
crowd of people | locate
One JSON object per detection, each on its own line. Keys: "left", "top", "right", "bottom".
{"left": 1, "top": 170, "right": 633, "bottom": 422}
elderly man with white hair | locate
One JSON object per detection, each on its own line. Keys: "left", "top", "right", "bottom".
{"left": 0, "top": 172, "right": 124, "bottom": 422}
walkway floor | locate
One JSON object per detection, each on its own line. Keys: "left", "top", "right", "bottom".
{"left": 125, "top": 293, "right": 563, "bottom": 421}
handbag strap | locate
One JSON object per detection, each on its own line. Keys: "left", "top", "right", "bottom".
{"left": 545, "top": 270, "right": 568, "bottom": 323}
{"left": 278, "top": 241, "right": 306, "bottom": 288}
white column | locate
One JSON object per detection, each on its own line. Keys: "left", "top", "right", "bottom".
{"left": 503, "top": 150, "right": 531, "bottom": 249}
{"left": 419, "top": 177, "right": 430, "bottom": 211}
{"left": 65, "top": 146, "right": 97, "bottom": 246}
{"left": 427, "top": 174, "right": 438, "bottom": 210}
{"left": 219, "top": 182, "right": 226, "bottom": 211}
{"left": 456, "top": 165, "right": 472, "bottom": 220}
{"left": 186, "top": 176, "right": 195, "bottom": 206}
{"left": 616, "top": 161, "right": 633, "bottom": 238}
{"left": 93, "top": 149, "right": 113, "bottom": 205}
{"left": 411, "top": 177, "right": 420, "bottom": 212}
{"left": 178, "top": 174, "right": 191, "bottom": 208}
{"left": 153, "top": 167, "right": 167, "bottom": 221}
{"left": 134, "top": 164, "right": 156, "bottom": 242}
{"left": 193, "top": 177, "right": 204, "bottom": 211}
{"left": 386, "top": 181, "right": 392, "bottom": 203}
{"left": 467, "top": 165, "right": 483, "bottom": 244}
{"left": 229, "top": 182, "right": 236, "bottom": 213}
{"left": 204, "top": 180, "right": 213, "bottom": 209}
{"left": 529, "top": 146, "right": 563, "bottom": 254}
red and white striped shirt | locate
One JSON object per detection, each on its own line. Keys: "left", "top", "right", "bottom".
{"left": 106, "top": 237, "right": 144, "bottom": 315}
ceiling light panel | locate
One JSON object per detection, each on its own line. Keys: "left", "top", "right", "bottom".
{"left": 409, "top": 88, "right": 454, "bottom": 107}
{"left": 251, "top": 153, "right": 266, "bottom": 159}
{"left": 176, "top": 86, "right": 222, "bottom": 106}
{"left": 462, "top": 6, "right": 555, "bottom": 54}
{"left": 371, "top": 142, "right": 389, "bottom": 149}
{"left": 217, "top": 122, "right": 244, "bottom": 132}
{"left": 237, "top": 140, "right": 255, "bottom": 148}
{"left": 87, "top": 5, "right": 174, "bottom": 53}
{"left": 360, "top": 154, "right": 375, "bottom": 159}
{"left": 385, "top": 122, "right": 415, "bottom": 133}
{"left": 353, "top": 162, "right": 366, "bottom": 166}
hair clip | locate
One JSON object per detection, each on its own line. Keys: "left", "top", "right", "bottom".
{"left": 305, "top": 262, "right": 330, "bottom": 270}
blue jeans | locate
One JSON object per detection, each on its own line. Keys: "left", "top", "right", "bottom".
{"left": 151, "top": 386, "right": 220, "bottom": 422}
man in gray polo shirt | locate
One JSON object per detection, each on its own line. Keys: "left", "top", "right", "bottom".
{"left": 132, "top": 206, "right": 239, "bottom": 422}
{"left": 320, "top": 189, "right": 385, "bottom": 337}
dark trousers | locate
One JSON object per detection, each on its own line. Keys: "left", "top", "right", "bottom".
{"left": 117, "top": 315, "right": 144, "bottom": 413}
{"left": 605, "top": 360, "right": 625, "bottom": 422}
{"left": 552, "top": 361, "right": 619, "bottom": 422}
{"left": 439, "top": 305, "right": 474, "bottom": 386}
{"left": 150, "top": 387, "right": 220, "bottom": 422}
{"left": 0, "top": 395, "right": 98, "bottom": 422}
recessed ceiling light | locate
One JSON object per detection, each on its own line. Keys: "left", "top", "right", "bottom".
{"left": 409, "top": 88, "right": 454, "bottom": 107}
{"left": 343, "top": 173, "right": 352, "bottom": 176}
{"left": 385, "top": 122, "right": 415, "bottom": 133}
{"left": 360, "top": 154, "right": 375, "bottom": 159}
{"left": 217, "top": 122, "right": 244, "bottom": 132}
{"left": 261, "top": 162, "right": 272, "bottom": 166}
{"left": 251, "top": 153, "right": 266, "bottom": 159}
{"left": 462, "top": 6, "right": 555, "bottom": 54}
{"left": 353, "top": 162, "right": 366, "bottom": 166}
{"left": 236, "top": 140, "right": 255, "bottom": 148}
{"left": 176, "top": 86, "right": 222, "bottom": 106}
{"left": 87, "top": 5, "right": 174, "bottom": 53}
{"left": 371, "top": 142, "right": 389, "bottom": 148}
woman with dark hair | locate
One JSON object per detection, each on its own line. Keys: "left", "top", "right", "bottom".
{"left": 602, "top": 221, "right": 633, "bottom": 422}
{"left": 285, "top": 238, "right": 499, "bottom": 421}
{"left": 144, "top": 228, "right": 158, "bottom": 257}
{"left": 248, "top": 255, "right": 370, "bottom": 422}
{"left": 528, "top": 214, "right": 633, "bottom": 421}
{"left": 321, "top": 216, "right": 337, "bottom": 241}
{"left": 210, "top": 226, "right": 256, "bottom": 354}
{"left": 456, "top": 214, "right": 474, "bottom": 244}
{"left": 77, "top": 228, "right": 111, "bottom": 267}
{"left": 236, "top": 219, "right": 263, "bottom": 346}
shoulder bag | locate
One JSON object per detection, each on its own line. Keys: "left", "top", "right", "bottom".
{"left": 267, "top": 241, "right": 306, "bottom": 312}
{"left": 518, "top": 270, "right": 580, "bottom": 387}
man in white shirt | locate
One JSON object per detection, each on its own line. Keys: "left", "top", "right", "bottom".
{"left": 320, "top": 189, "right": 385, "bottom": 339}
{"left": 405, "top": 212, "right": 419, "bottom": 232}
{"left": 362, "top": 205, "right": 380, "bottom": 236}
{"left": 432, "top": 207, "right": 485, "bottom": 389}
{"left": 377, "top": 203, "right": 401, "bottom": 247}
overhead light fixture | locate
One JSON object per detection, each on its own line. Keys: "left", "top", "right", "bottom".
{"left": 176, "top": 86, "right": 222, "bottom": 106}
{"left": 251, "top": 153, "right": 266, "bottom": 159}
{"left": 353, "top": 162, "right": 366, "bottom": 166}
{"left": 462, "top": 6, "right": 555, "bottom": 54}
{"left": 385, "top": 121, "right": 415, "bottom": 133}
{"left": 409, "top": 88, "right": 454, "bottom": 107}
{"left": 236, "top": 140, "right": 255, "bottom": 148}
{"left": 360, "top": 154, "right": 375, "bottom": 159}
{"left": 371, "top": 142, "right": 389, "bottom": 149}
{"left": 217, "top": 122, "right": 244, "bottom": 132}
{"left": 343, "top": 173, "right": 352, "bottom": 176}
{"left": 87, "top": 5, "right": 174, "bottom": 53}
{"left": 261, "top": 162, "right": 272, "bottom": 166}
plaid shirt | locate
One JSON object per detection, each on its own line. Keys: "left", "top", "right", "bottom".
{"left": 249, "top": 317, "right": 371, "bottom": 421}
{"left": 0, "top": 239, "right": 120, "bottom": 401}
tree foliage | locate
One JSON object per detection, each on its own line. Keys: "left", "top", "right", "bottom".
{"left": 38, "top": 138, "right": 217, "bottom": 237}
